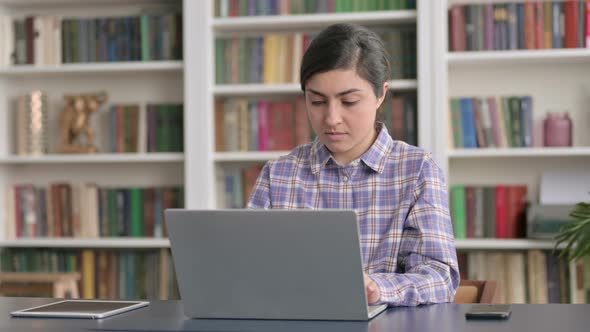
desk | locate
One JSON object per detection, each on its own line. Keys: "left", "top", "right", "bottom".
{"left": 0, "top": 297, "right": 588, "bottom": 332}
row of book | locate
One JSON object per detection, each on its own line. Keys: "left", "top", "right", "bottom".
{"left": 449, "top": 1, "right": 590, "bottom": 52}
{"left": 215, "top": 93, "right": 418, "bottom": 153}
{"left": 13, "top": 98, "right": 184, "bottom": 156}
{"left": 449, "top": 96, "right": 533, "bottom": 149}
{"left": 450, "top": 185, "right": 528, "bottom": 239}
{"left": 215, "top": 98, "right": 311, "bottom": 152}
{"left": 109, "top": 103, "right": 183, "bottom": 153}
{"left": 0, "top": 248, "right": 179, "bottom": 300}
{"left": 0, "top": 13, "right": 182, "bottom": 66}
{"left": 382, "top": 93, "right": 418, "bottom": 146}
{"left": 215, "top": 0, "right": 416, "bottom": 17}
{"left": 214, "top": 28, "right": 416, "bottom": 84}
{"left": 217, "top": 165, "right": 264, "bottom": 208}
{"left": 215, "top": 33, "right": 311, "bottom": 85}
{"left": 5, "top": 184, "right": 184, "bottom": 239}
{"left": 457, "top": 250, "right": 577, "bottom": 304}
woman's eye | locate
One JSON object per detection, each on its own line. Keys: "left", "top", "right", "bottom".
{"left": 342, "top": 100, "right": 359, "bottom": 106}
{"left": 311, "top": 100, "right": 326, "bottom": 106}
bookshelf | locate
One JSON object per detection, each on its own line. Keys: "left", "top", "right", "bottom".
{"left": 211, "top": 10, "right": 418, "bottom": 30}
{"left": 0, "top": 61, "right": 183, "bottom": 76}
{"left": 0, "top": 238, "right": 170, "bottom": 248}
{"left": 0, "top": 0, "right": 185, "bottom": 299}
{"left": 214, "top": 79, "right": 418, "bottom": 96}
{"left": 0, "top": 153, "right": 184, "bottom": 164}
{"left": 447, "top": 48, "right": 590, "bottom": 64}
{"left": 433, "top": 0, "right": 590, "bottom": 303}
{"left": 189, "top": 0, "right": 435, "bottom": 208}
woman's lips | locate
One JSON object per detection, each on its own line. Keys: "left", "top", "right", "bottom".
{"left": 325, "top": 132, "right": 347, "bottom": 141}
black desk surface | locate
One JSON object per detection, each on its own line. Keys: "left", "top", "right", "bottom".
{"left": 1, "top": 297, "right": 589, "bottom": 332}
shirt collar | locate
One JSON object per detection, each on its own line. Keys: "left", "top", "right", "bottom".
{"left": 310, "top": 122, "right": 393, "bottom": 174}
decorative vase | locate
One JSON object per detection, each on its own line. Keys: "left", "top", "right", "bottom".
{"left": 543, "top": 112, "right": 572, "bottom": 147}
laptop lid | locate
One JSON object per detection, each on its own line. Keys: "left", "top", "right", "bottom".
{"left": 165, "top": 209, "right": 384, "bottom": 321}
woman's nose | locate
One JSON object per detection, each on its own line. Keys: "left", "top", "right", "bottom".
{"left": 324, "top": 103, "right": 342, "bottom": 126}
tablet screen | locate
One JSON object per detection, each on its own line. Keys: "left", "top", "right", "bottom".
{"left": 12, "top": 300, "right": 149, "bottom": 319}
{"left": 21, "top": 300, "right": 140, "bottom": 314}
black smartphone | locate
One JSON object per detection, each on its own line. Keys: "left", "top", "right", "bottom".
{"left": 465, "top": 304, "right": 511, "bottom": 320}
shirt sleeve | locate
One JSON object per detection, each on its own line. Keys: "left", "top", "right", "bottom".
{"left": 370, "top": 155, "right": 460, "bottom": 306}
{"left": 246, "top": 162, "right": 272, "bottom": 209}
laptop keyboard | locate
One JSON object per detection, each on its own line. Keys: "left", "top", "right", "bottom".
{"left": 368, "top": 304, "right": 388, "bottom": 318}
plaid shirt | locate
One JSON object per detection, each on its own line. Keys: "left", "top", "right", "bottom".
{"left": 247, "top": 123, "right": 459, "bottom": 306}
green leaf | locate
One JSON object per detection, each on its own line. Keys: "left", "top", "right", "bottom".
{"left": 555, "top": 202, "right": 590, "bottom": 262}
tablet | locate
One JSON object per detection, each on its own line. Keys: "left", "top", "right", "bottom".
{"left": 10, "top": 299, "right": 149, "bottom": 319}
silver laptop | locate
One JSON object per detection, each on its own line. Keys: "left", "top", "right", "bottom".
{"left": 165, "top": 209, "right": 388, "bottom": 321}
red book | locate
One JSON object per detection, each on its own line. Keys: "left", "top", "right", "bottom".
{"left": 391, "top": 96, "right": 405, "bottom": 141}
{"left": 242, "top": 165, "right": 263, "bottom": 206}
{"left": 294, "top": 97, "right": 311, "bottom": 146}
{"left": 449, "top": 5, "right": 466, "bottom": 51}
{"left": 25, "top": 16, "right": 35, "bottom": 64}
{"left": 495, "top": 185, "right": 509, "bottom": 238}
{"left": 524, "top": 2, "right": 536, "bottom": 49}
{"left": 229, "top": 0, "right": 239, "bottom": 16}
{"left": 565, "top": 0, "right": 579, "bottom": 48}
{"left": 14, "top": 185, "right": 23, "bottom": 238}
{"left": 51, "top": 184, "right": 63, "bottom": 237}
{"left": 507, "top": 185, "right": 528, "bottom": 238}
{"left": 586, "top": 0, "right": 590, "bottom": 47}
{"left": 143, "top": 188, "right": 155, "bottom": 237}
{"left": 272, "top": 102, "right": 295, "bottom": 150}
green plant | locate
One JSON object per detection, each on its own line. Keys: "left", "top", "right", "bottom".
{"left": 555, "top": 202, "right": 590, "bottom": 262}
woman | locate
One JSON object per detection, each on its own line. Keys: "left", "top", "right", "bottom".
{"left": 247, "top": 23, "right": 459, "bottom": 306}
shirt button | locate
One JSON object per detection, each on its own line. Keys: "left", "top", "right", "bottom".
{"left": 342, "top": 175, "right": 349, "bottom": 182}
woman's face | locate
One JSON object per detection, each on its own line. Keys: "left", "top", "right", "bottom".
{"left": 304, "top": 68, "right": 388, "bottom": 165}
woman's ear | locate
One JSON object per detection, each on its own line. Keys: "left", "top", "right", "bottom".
{"left": 376, "top": 81, "right": 389, "bottom": 108}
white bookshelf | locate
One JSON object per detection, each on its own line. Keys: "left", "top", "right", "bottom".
{"left": 212, "top": 10, "right": 417, "bottom": 31}
{"left": 214, "top": 79, "right": 418, "bottom": 96}
{"left": 0, "top": 61, "right": 183, "bottom": 76}
{"left": 0, "top": 153, "right": 184, "bottom": 164}
{"left": 0, "top": 0, "right": 186, "bottom": 245}
{"left": 448, "top": 147, "right": 590, "bottom": 158}
{"left": 0, "top": 238, "right": 170, "bottom": 248}
{"left": 433, "top": 0, "right": 589, "bottom": 303}
{"left": 187, "top": 1, "right": 436, "bottom": 209}
{"left": 447, "top": 48, "right": 590, "bottom": 65}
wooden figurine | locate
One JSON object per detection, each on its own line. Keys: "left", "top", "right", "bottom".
{"left": 58, "top": 92, "right": 107, "bottom": 153}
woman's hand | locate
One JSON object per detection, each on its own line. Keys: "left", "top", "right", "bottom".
{"left": 363, "top": 272, "right": 381, "bottom": 304}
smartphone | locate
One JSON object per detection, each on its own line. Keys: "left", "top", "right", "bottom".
{"left": 465, "top": 304, "right": 511, "bottom": 320}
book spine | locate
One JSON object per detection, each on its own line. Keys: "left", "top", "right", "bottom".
{"left": 495, "top": 185, "right": 509, "bottom": 238}
{"left": 460, "top": 98, "right": 477, "bottom": 148}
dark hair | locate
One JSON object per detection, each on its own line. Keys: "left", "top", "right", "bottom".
{"left": 300, "top": 23, "right": 390, "bottom": 98}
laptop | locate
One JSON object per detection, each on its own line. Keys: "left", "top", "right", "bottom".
{"left": 164, "top": 209, "right": 388, "bottom": 321}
